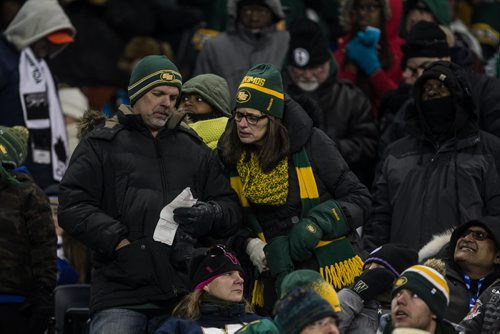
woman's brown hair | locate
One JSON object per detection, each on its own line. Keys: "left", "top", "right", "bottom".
{"left": 219, "top": 115, "right": 290, "bottom": 173}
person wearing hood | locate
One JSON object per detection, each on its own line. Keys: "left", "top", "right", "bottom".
{"left": 284, "top": 18, "right": 378, "bottom": 187}
{"left": 0, "top": 126, "right": 57, "bottom": 334}
{"left": 0, "top": 0, "right": 76, "bottom": 189}
{"left": 194, "top": 0, "right": 289, "bottom": 95}
{"left": 219, "top": 63, "right": 371, "bottom": 314}
{"left": 418, "top": 216, "right": 500, "bottom": 324}
{"left": 177, "top": 74, "right": 232, "bottom": 149}
{"left": 334, "top": 0, "right": 404, "bottom": 120}
{"left": 364, "top": 61, "right": 500, "bottom": 252}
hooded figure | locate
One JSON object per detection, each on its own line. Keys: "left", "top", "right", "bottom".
{"left": 194, "top": 0, "right": 289, "bottom": 95}
{"left": 0, "top": 0, "right": 76, "bottom": 189}
{"left": 364, "top": 61, "right": 500, "bottom": 252}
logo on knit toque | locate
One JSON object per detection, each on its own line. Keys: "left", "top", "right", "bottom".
{"left": 236, "top": 89, "right": 251, "bottom": 103}
{"left": 161, "top": 71, "right": 175, "bottom": 82}
{"left": 395, "top": 276, "right": 408, "bottom": 287}
{"left": 293, "top": 48, "right": 310, "bottom": 67}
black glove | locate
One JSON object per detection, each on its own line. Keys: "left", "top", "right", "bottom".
{"left": 19, "top": 283, "right": 53, "bottom": 334}
{"left": 171, "top": 230, "right": 208, "bottom": 269}
{"left": 351, "top": 267, "right": 395, "bottom": 302}
{"left": 173, "top": 201, "right": 223, "bottom": 237}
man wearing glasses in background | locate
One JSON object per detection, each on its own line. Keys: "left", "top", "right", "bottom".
{"left": 419, "top": 217, "right": 500, "bottom": 324}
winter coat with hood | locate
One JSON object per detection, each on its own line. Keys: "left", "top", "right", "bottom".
{"left": 334, "top": 0, "right": 404, "bottom": 119}
{"left": 418, "top": 217, "right": 500, "bottom": 324}
{"left": 364, "top": 62, "right": 500, "bottom": 251}
{"left": 194, "top": 0, "right": 290, "bottom": 95}
{"left": 58, "top": 106, "right": 242, "bottom": 315}
{"left": 284, "top": 62, "right": 378, "bottom": 186}
{"left": 0, "top": 0, "right": 76, "bottom": 189}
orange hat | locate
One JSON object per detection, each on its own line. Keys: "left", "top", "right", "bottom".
{"left": 47, "top": 31, "right": 74, "bottom": 44}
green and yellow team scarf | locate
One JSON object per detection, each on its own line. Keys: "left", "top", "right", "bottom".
{"left": 231, "top": 147, "right": 363, "bottom": 307}
{"left": 236, "top": 151, "right": 288, "bottom": 206}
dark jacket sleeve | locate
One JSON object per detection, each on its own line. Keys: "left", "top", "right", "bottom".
{"left": 309, "top": 129, "right": 372, "bottom": 229}
{"left": 199, "top": 150, "right": 242, "bottom": 238}
{"left": 58, "top": 137, "right": 127, "bottom": 258}
{"left": 363, "top": 150, "right": 392, "bottom": 251}
{"left": 24, "top": 179, "right": 57, "bottom": 290}
{"left": 154, "top": 317, "right": 201, "bottom": 334}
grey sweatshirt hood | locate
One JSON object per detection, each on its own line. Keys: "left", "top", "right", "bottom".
{"left": 4, "top": 0, "right": 76, "bottom": 52}
{"left": 226, "top": 0, "right": 285, "bottom": 31}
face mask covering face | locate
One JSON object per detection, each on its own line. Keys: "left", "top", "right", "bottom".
{"left": 421, "top": 96, "right": 455, "bottom": 135}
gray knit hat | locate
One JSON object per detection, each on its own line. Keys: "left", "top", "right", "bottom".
{"left": 181, "top": 74, "right": 231, "bottom": 117}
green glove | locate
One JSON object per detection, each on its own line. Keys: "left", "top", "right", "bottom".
{"left": 264, "top": 236, "right": 294, "bottom": 294}
{"left": 289, "top": 218, "right": 323, "bottom": 263}
{"left": 307, "top": 200, "right": 350, "bottom": 239}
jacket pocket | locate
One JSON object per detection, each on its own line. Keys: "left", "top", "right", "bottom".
{"left": 104, "top": 239, "right": 156, "bottom": 288}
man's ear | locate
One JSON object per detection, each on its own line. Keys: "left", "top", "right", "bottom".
{"left": 493, "top": 251, "right": 500, "bottom": 265}
{"left": 431, "top": 314, "right": 438, "bottom": 320}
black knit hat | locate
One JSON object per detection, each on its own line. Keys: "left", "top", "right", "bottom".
{"left": 274, "top": 287, "right": 338, "bottom": 334}
{"left": 287, "top": 18, "right": 331, "bottom": 68}
{"left": 364, "top": 243, "right": 418, "bottom": 278}
{"left": 401, "top": 21, "right": 450, "bottom": 65}
{"left": 189, "top": 245, "right": 244, "bottom": 290}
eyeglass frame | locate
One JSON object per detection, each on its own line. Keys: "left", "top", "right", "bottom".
{"left": 233, "top": 111, "right": 268, "bottom": 125}
{"left": 459, "top": 228, "right": 493, "bottom": 241}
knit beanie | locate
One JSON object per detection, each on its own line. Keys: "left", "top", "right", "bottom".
{"left": 401, "top": 0, "right": 451, "bottom": 37}
{"left": 364, "top": 243, "right": 418, "bottom": 278}
{"left": 402, "top": 21, "right": 450, "bottom": 62}
{"left": 128, "top": 55, "right": 182, "bottom": 106}
{"left": 0, "top": 126, "right": 29, "bottom": 184}
{"left": 235, "top": 63, "right": 284, "bottom": 119}
{"left": 274, "top": 287, "right": 338, "bottom": 334}
{"left": 189, "top": 245, "right": 244, "bottom": 291}
{"left": 288, "top": 19, "right": 331, "bottom": 68}
{"left": 471, "top": 3, "right": 500, "bottom": 59}
{"left": 280, "top": 269, "right": 341, "bottom": 312}
{"left": 392, "top": 265, "right": 450, "bottom": 320}
{"left": 182, "top": 74, "right": 231, "bottom": 117}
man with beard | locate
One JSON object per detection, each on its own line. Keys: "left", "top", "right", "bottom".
{"left": 284, "top": 18, "right": 378, "bottom": 186}
{"left": 364, "top": 61, "right": 500, "bottom": 252}
{"left": 58, "top": 55, "right": 241, "bottom": 333}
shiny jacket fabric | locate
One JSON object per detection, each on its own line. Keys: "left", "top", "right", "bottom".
{"left": 58, "top": 108, "right": 241, "bottom": 314}
{"left": 0, "top": 172, "right": 57, "bottom": 295}
{"left": 194, "top": 0, "right": 289, "bottom": 95}
{"left": 461, "top": 278, "right": 500, "bottom": 334}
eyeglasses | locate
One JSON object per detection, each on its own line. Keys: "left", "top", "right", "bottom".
{"left": 353, "top": 4, "right": 381, "bottom": 13}
{"left": 234, "top": 111, "right": 268, "bottom": 125}
{"left": 306, "top": 316, "right": 338, "bottom": 329}
{"left": 460, "top": 229, "right": 492, "bottom": 241}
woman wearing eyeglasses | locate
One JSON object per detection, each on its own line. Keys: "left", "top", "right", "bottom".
{"left": 155, "top": 245, "right": 263, "bottom": 333}
{"left": 218, "top": 63, "right": 371, "bottom": 314}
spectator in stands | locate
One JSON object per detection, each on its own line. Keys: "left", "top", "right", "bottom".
{"left": 178, "top": 74, "right": 231, "bottom": 149}
{"left": 418, "top": 217, "right": 500, "bottom": 323}
{"left": 155, "top": 245, "right": 262, "bottom": 333}
{"left": 194, "top": 0, "right": 289, "bottom": 95}
{"left": 58, "top": 55, "right": 241, "bottom": 333}
{"left": 0, "top": 0, "right": 76, "bottom": 189}
{"left": 364, "top": 61, "right": 500, "bottom": 251}
{"left": 0, "top": 125, "right": 57, "bottom": 334}
{"left": 284, "top": 18, "right": 378, "bottom": 187}
{"left": 380, "top": 264, "right": 463, "bottom": 333}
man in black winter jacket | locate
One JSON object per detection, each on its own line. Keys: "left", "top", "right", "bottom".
{"left": 364, "top": 61, "right": 500, "bottom": 251}
{"left": 58, "top": 55, "right": 241, "bottom": 333}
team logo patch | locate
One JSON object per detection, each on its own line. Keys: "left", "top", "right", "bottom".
{"left": 293, "top": 48, "right": 310, "bottom": 67}
{"left": 306, "top": 224, "right": 316, "bottom": 233}
{"left": 236, "top": 89, "right": 251, "bottom": 103}
{"left": 0, "top": 144, "right": 6, "bottom": 154}
{"left": 395, "top": 277, "right": 408, "bottom": 287}
{"left": 161, "top": 72, "right": 175, "bottom": 81}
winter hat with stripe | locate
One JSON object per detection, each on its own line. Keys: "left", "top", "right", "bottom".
{"left": 0, "top": 126, "right": 29, "bottom": 185}
{"left": 128, "top": 55, "right": 182, "bottom": 106}
{"left": 392, "top": 265, "right": 450, "bottom": 320}
{"left": 235, "top": 63, "right": 284, "bottom": 119}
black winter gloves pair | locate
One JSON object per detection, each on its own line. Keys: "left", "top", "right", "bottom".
{"left": 351, "top": 268, "right": 395, "bottom": 302}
